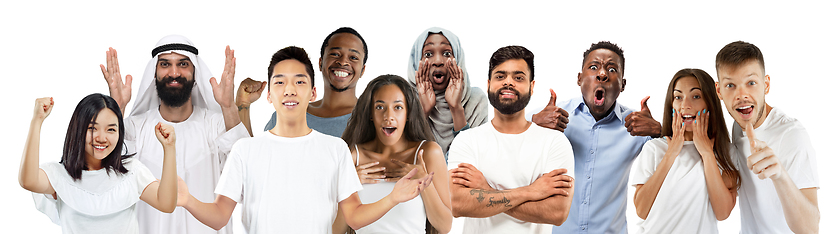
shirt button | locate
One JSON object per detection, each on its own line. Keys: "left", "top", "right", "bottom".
{"left": 589, "top": 150, "right": 594, "bottom": 154}
{"left": 581, "top": 227, "right": 586, "bottom": 230}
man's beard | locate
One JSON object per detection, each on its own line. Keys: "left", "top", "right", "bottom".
{"left": 488, "top": 87, "right": 531, "bottom": 115}
{"left": 155, "top": 76, "right": 195, "bottom": 107}
{"left": 329, "top": 83, "right": 351, "bottom": 92}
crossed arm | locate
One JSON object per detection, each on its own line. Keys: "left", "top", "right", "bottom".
{"left": 449, "top": 163, "right": 573, "bottom": 226}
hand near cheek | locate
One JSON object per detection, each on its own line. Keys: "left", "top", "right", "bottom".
{"left": 665, "top": 109, "right": 686, "bottom": 155}
{"left": 693, "top": 109, "right": 715, "bottom": 157}
{"left": 415, "top": 59, "right": 436, "bottom": 116}
{"left": 444, "top": 58, "right": 464, "bottom": 107}
{"left": 745, "top": 122, "right": 783, "bottom": 180}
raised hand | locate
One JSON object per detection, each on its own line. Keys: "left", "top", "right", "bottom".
{"left": 356, "top": 161, "right": 386, "bottom": 184}
{"left": 32, "top": 97, "right": 54, "bottom": 121}
{"left": 625, "top": 96, "right": 662, "bottom": 137}
{"left": 692, "top": 109, "right": 715, "bottom": 158}
{"left": 176, "top": 176, "right": 191, "bottom": 207}
{"left": 100, "top": 47, "right": 133, "bottom": 114}
{"left": 387, "top": 149, "right": 428, "bottom": 181}
{"left": 415, "top": 58, "right": 436, "bottom": 116}
{"left": 666, "top": 109, "right": 686, "bottom": 155}
{"left": 389, "top": 168, "right": 434, "bottom": 204}
{"left": 444, "top": 58, "right": 464, "bottom": 108}
{"left": 525, "top": 168, "right": 573, "bottom": 200}
{"left": 154, "top": 122, "right": 176, "bottom": 147}
{"left": 531, "top": 89, "right": 569, "bottom": 132}
{"left": 210, "top": 46, "right": 237, "bottom": 109}
{"left": 449, "top": 163, "right": 492, "bottom": 190}
{"left": 745, "top": 122, "right": 782, "bottom": 180}
{"left": 235, "top": 77, "right": 267, "bottom": 109}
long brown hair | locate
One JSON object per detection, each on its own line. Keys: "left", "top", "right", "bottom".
{"left": 661, "top": 68, "right": 740, "bottom": 190}
{"left": 342, "top": 74, "right": 434, "bottom": 146}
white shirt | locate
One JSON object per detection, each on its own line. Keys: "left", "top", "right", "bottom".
{"left": 125, "top": 108, "right": 249, "bottom": 234}
{"left": 34, "top": 158, "right": 157, "bottom": 234}
{"left": 732, "top": 108, "right": 819, "bottom": 234}
{"left": 448, "top": 122, "right": 575, "bottom": 234}
{"left": 630, "top": 139, "right": 720, "bottom": 233}
{"left": 214, "top": 130, "right": 363, "bottom": 234}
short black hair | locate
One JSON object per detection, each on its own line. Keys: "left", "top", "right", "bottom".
{"left": 488, "top": 45, "right": 535, "bottom": 81}
{"left": 61, "top": 93, "right": 133, "bottom": 181}
{"left": 715, "top": 41, "right": 765, "bottom": 76}
{"left": 582, "top": 41, "right": 625, "bottom": 73}
{"left": 320, "top": 27, "right": 368, "bottom": 64}
{"left": 267, "top": 46, "right": 316, "bottom": 89}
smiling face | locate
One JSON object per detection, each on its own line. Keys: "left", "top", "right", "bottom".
{"left": 422, "top": 33, "right": 454, "bottom": 91}
{"left": 673, "top": 76, "right": 708, "bottom": 134}
{"left": 371, "top": 84, "right": 408, "bottom": 146}
{"left": 488, "top": 59, "right": 534, "bottom": 115}
{"left": 319, "top": 33, "right": 366, "bottom": 92}
{"left": 84, "top": 108, "right": 120, "bottom": 166}
{"left": 155, "top": 52, "right": 196, "bottom": 107}
{"left": 578, "top": 49, "right": 625, "bottom": 120}
{"left": 716, "top": 60, "right": 770, "bottom": 129}
{"left": 268, "top": 59, "right": 316, "bottom": 118}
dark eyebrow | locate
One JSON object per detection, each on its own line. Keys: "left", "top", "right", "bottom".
{"left": 295, "top": 74, "right": 308, "bottom": 78}
{"left": 690, "top": 87, "right": 701, "bottom": 92}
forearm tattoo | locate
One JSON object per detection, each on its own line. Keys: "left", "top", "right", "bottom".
{"left": 469, "top": 189, "right": 512, "bottom": 207}
{"left": 237, "top": 105, "right": 249, "bottom": 111}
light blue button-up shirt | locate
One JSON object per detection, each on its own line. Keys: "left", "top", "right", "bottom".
{"left": 548, "top": 96, "right": 650, "bottom": 234}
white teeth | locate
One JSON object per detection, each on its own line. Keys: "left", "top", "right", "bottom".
{"left": 737, "top": 106, "right": 752, "bottom": 110}
{"left": 334, "top": 71, "right": 349, "bottom": 77}
{"left": 683, "top": 115, "right": 693, "bottom": 118}
{"left": 93, "top": 145, "right": 107, "bottom": 150}
{"left": 283, "top": 102, "right": 297, "bottom": 106}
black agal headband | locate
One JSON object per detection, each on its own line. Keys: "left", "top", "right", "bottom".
{"left": 151, "top": 43, "right": 199, "bottom": 57}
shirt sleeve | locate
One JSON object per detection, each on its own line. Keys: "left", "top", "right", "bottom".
{"left": 215, "top": 142, "right": 246, "bottom": 203}
{"left": 212, "top": 112, "right": 251, "bottom": 167}
{"left": 447, "top": 130, "right": 475, "bottom": 171}
{"left": 131, "top": 159, "right": 159, "bottom": 195}
{"left": 779, "top": 127, "right": 819, "bottom": 189}
{"left": 33, "top": 163, "right": 61, "bottom": 225}
{"left": 545, "top": 133, "right": 575, "bottom": 179}
{"left": 630, "top": 139, "right": 662, "bottom": 186}
{"left": 337, "top": 145, "right": 363, "bottom": 203}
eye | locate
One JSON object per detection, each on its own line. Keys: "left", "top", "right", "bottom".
{"left": 159, "top": 62, "right": 170, "bottom": 67}
{"left": 443, "top": 51, "right": 452, "bottom": 57}
{"left": 375, "top": 105, "right": 384, "bottom": 110}
{"left": 395, "top": 105, "right": 404, "bottom": 110}
{"left": 725, "top": 83, "right": 734, "bottom": 88}
{"left": 589, "top": 65, "right": 597, "bottom": 70}
{"left": 275, "top": 81, "right": 284, "bottom": 85}
{"left": 108, "top": 127, "right": 117, "bottom": 132}
{"left": 330, "top": 52, "right": 340, "bottom": 57}
{"left": 296, "top": 80, "right": 305, "bottom": 85}
{"left": 495, "top": 75, "right": 505, "bottom": 80}
{"left": 693, "top": 95, "right": 702, "bottom": 99}
{"left": 515, "top": 76, "right": 525, "bottom": 81}
{"left": 608, "top": 68, "right": 617, "bottom": 73}
{"left": 748, "top": 81, "right": 756, "bottom": 85}
{"left": 423, "top": 52, "right": 432, "bottom": 58}
{"left": 179, "top": 61, "right": 189, "bottom": 67}
{"left": 350, "top": 55, "right": 359, "bottom": 61}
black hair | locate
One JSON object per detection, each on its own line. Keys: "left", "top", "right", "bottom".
{"left": 488, "top": 45, "right": 535, "bottom": 81}
{"left": 342, "top": 74, "right": 434, "bottom": 146}
{"left": 320, "top": 27, "right": 368, "bottom": 64}
{"left": 267, "top": 46, "right": 316, "bottom": 89}
{"left": 582, "top": 41, "right": 625, "bottom": 73}
{"left": 715, "top": 41, "right": 765, "bottom": 76}
{"left": 61, "top": 93, "right": 132, "bottom": 181}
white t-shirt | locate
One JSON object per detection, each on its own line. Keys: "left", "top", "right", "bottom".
{"left": 447, "top": 122, "right": 575, "bottom": 234}
{"left": 125, "top": 108, "right": 249, "bottom": 234}
{"left": 731, "top": 108, "right": 819, "bottom": 234}
{"left": 214, "top": 130, "right": 363, "bottom": 233}
{"left": 630, "top": 138, "right": 722, "bottom": 234}
{"left": 33, "top": 158, "right": 157, "bottom": 234}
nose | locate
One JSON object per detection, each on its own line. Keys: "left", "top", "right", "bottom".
{"left": 165, "top": 66, "right": 180, "bottom": 78}
{"left": 596, "top": 68, "right": 609, "bottom": 82}
{"left": 383, "top": 108, "right": 396, "bottom": 123}
{"left": 92, "top": 129, "right": 106, "bottom": 143}
{"left": 431, "top": 54, "right": 445, "bottom": 67}
{"left": 283, "top": 82, "right": 296, "bottom": 97}
{"left": 679, "top": 100, "right": 692, "bottom": 113}
{"left": 336, "top": 54, "right": 350, "bottom": 66}
{"left": 735, "top": 86, "right": 750, "bottom": 101}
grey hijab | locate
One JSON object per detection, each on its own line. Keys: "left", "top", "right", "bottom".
{"left": 406, "top": 27, "right": 488, "bottom": 154}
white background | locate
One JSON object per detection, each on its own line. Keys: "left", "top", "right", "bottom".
{"left": 1, "top": 1, "right": 836, "bottom": 233}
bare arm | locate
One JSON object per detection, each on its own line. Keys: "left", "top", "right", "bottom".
{"left": 449, "top": 165, "right": 566, "bottom": 219}
{"left": 417, "top": 144, "right": 452, "bottom": 233}
{"left": 340, "top": 169, "right": 433, "bottom": 230}
{"left": 504, "top": 175, "right": 574, "bottom": 226}
{"left": 139, "top": 123, "right": 178, "bottom": 213}
{"left": 694, "top": 110, "right": 737, "bottom": 220}
{"left": 182, "top": 193, "right": 238, "bottom": 230}
{"left": 445, "top": 58, "right": 467, "bottom": 132}
{"left": 634, "top": 111, "right": 685, "bottom": 220}
{"left": 19, "top": 97, "right": 56, "bottom": 196}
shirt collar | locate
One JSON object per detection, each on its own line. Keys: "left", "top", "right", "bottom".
{"left": 572, "top": 95, "right": 626, "bottom": 124}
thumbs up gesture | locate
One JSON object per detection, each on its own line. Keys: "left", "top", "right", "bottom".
{"left": 624, "top": 96, "right": 662, "bottom": 137}
{"left": 532, "top": 89, "right": 569, "bottom": 132}
{"left": 744, "top": 123, "right": 783, "bottom": 180}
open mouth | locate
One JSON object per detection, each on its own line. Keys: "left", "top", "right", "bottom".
{"left": 431, "top": 71, "right": 446, "bottom": 84}
{"left": 93, "top": 144, "right": 108, "bottom": 151}
{"left": 682, "top": 114, "right": 696, "bottom": 124}
{"left": 499, "top": 88, "right": 518, "bottom": 99}
{"left": 735, "top": 105, "right": 754, "bottom": 119}
{"left": 382, "top": 127, "right": 397, "bottom": 136}
{"left": 332, "top": 69, "right": 351, "bottom": 80}
{"left": 594, "top": 89, "right": 605, "bottom": 106}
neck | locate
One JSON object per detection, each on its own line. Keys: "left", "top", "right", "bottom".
{"left": 684, "top": 131, "right": 694, "bottom": 141}
{"left": 269, "top": 112, "right": 312, "bottom": 137}
{"left": 312, "top": 84, "right": 358, "bottom": 110}
{"left": 159, "top": 99, "right": 194, "bottom": 123}
{"left": 85, "top": 155, "right": 103, "bottom": 171}
{"left": 752, "top": 103, "right": 773, "bottom": 129}
{"left": 491, "top": 109, "right": 530, "bottom": 134}
{"left": 591, "top": 102, "right": 616, "bottom": 122}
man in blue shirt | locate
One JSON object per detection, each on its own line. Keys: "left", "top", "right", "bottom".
{"left": 532, "top": 41, "right": 661, "bottom": 234}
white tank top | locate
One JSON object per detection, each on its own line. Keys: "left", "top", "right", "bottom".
{"left": 354, "top": 141, "right": 427, "bottom": 234}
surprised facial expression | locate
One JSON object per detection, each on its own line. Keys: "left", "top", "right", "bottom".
{"left": 372, "top": 84, "right": 408, "bottom": 146}
{"left": 422, "top": 33, "right": 454, "bottom": 91}
{"left": 578, "top": 49, "right": 624, "bottom": 120}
